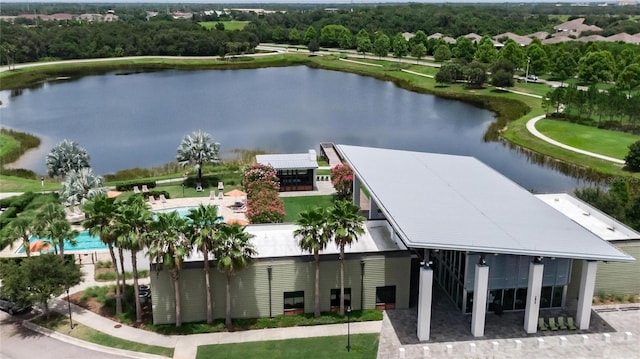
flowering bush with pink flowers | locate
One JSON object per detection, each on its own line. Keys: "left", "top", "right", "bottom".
{"left": 331, "top": 164, "right": 354, "bottom": 200}
{"left": 243, "top": 163, "right": 285, "bottom": 224}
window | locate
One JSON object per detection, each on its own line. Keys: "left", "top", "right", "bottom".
{"left": 540, "top": 286, "right": 552, "bottom": 308}
{"left": 330, "top": 288, "right": 351, "bottom": 308}
{"left": 515, "top": 288, "right": 527, "bottom": 310}
{"left": 552, "top": 286, "right": 563, "bottom": 307}
{"left": 284, "top": 291, "right": 304, "bottom": 313}
{"left": 375, "top": 286, "right": 396, "bottom": 310}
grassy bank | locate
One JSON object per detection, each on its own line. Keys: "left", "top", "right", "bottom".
{"left": 196, "top": 334, "right": 379, "bottom": 359}
{"left": 33, "top": 313, "right": 174, "bottom": 357}
{"left": 0, "top": 128, "right": 41, "bottom": 167}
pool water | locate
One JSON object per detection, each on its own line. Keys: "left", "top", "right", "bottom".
{"left": 20, "top": 231, "right": 107, "bottom": 253}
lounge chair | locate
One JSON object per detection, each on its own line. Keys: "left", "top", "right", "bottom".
{"left": 141, "top": 185, "right": 149, "bottom": 193}
{"left": 218, "top": 181, "right": 224, "bottom": 190}
{"left": 210, "top": 190, "right": 216, "bottom": 200}
{"left": 538, "top": 318, "right": 549, "bottom": 331}
{"left": 557, "top": 316, "right": 568, "bottom": 330}
{"left": 159, "top": 194, "right": 167, "bottom": 203}
{"left": 148, "top": 195, "right": 156, "bottom": 205}
{"left": 133, "top": 186, "right": 141, "bottom": 194}
{"left": 548, "top": 317, "right": 559, "bottom": 331}
{"left": 233, "top": 205, "right": 246, "bottom": 213}
{"left": 567, "top": 317, "right": 577, "bottom": 330}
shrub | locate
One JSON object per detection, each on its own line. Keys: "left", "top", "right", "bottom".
{"left": 243, "top": 163, "right": 284, "bottom": 224}
{"left": 331, "top": 164, "right": 354, "bottom": 200}
{"left": 0, "top": 168, "right": 38, "bottom": 179}
{"left": 114, "top": 180, "right": 156, "bottom": 192}
{"left": 624, "top": 140, "right": 640, "bottom": 172}
{"left": 143, "top": 191, "right": 170, "bottom": 200}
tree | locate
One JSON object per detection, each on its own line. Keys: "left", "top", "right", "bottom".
{"left": 474, "top": 40, "right": 498, "bottom": 64}
{"left": 453, "top": 36, "right": 475, "bottom": 63}
{"left": 148, "top": 211, "right": 190, "bottom": 327}
{"left": 0, "top": 254, "right": 83, "bottom": 319}
{"left": 578, "top": 50, "right": 616, "bottom": 84}
{"left": 176, "top": 130, "right": 221, "bottom": 189}
{"left": 45, "top": 139, "right": 91, "bottom": 178}
{"left": 392, "top": 33, "right": 408, "bottom": 59}
{"left": 60, "top": 168, "right": 106, "bottom": 206}
{"left": 552, "top": 49, "right": 577, "bottom": 86}
{"left": 187, "top": 204, "right": 222, "bottom": 324}
{"left": 617, "top": 64, "right": 640, "bottom": 96}
{"left": 435, "top": 62, "right": 464, "bottom": 85}
{"left": 116, "top": 195, "right": 153, "bottom": 323}
{"left": 328, "top": 200, "right": 365, "bottom": 316}
{"left": 356, "top": 29, "right": 372, "bottom": 57}
{"left": 47, "top": 218, "right": 78, "bottom": 258}
{"left": 33, "top": 202, "right": 76, "bottom": 257}
{"left": 498, "top": 39, "right": 525, "bottom": 70}
{"left": 83, "top": 195, "right": 123, "bottom": 315}
{"left": 373, "top": 33, "right": 391, "bottom": 58}
{"left": 303, "top": 26, "right": 317, "bottom": 45}
{"left": 320, "top": 25, "right": 351, "bottom": 48}
{"left": 331, "top": 164, "right": 354, "bottom": 200}
{"left": 464, "top": 61, "right": 488, "bottom": 89}
{"left": 527, "top": 43, "right": 549, "bottom": 76}
{"left": 490, "top": 60, "right": 515, "bottom": 87}
{"left": 307, "top": 40, "right": 319, "bottom": 54}
{"left": 288, "top": 28, "right": 300, "bottom": 45}
{"left": 213, "top": 223, "right": 256, "bottom": 329}
{"left": 411, "top": 43, "right": 427, "bottom": 63}
{"left": 294, "top": 207, "right": 330, "bottom": 318}
{"left": 244, "top": 163, "right": 285, "bottom": 224}
{"left": 433, "top": 44, "right": 451, "bottom": 63}
{"left": 625, "top": 140, "right": 640, "bottom": 172}
{"left": 4, "top": 214, "right": 35, "bottom": 257}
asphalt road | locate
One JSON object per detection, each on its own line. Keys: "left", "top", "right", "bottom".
{"left": 0, "top": 311, "right": 128, "bottom": 359}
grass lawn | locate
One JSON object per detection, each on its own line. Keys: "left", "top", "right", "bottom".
{"left": 0, "top": 175, "right": 61, "bottom": 192}
{"left": 0, "top": 133, "right": 19, "bottom": 157}
{"left": 196, "top": 333, "right": 379, "bottom": 359}
{"left": 199, "top": 21, "right": 249, "bottom": 31}
{"left": 535, "top": 119, "right": 639, "bottom": 160}
{"left": 283, "top": 195, "right": 335, "bottom": 222}
{"left": 33, "top": 313, "right": 174, "bottom": 357}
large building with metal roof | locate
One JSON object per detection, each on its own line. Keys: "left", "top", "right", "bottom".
{"left": 336, "top": 144, "right": 636, "bottom": 340}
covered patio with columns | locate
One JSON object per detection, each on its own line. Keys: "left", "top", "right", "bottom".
{"left": 337, "top": 144, "right": 636, "bottom": 341}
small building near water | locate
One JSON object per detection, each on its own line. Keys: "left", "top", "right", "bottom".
{"left": 256, "top": 150, "right": 318, "bottom": 192}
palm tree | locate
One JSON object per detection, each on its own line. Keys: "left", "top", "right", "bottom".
{"left": 48, "top": 218, "right": 79, "bottom": 258}
{"left": 186, "top": 204, "right": 222, "bottom": 324}
{"left": 213, "top": 223, "right": 256, "bottom": 329}
{"left": 45, "top": 139, "right": 91, "bottom": 178}
{"left": 5, "top": 213, "right": 36, "bottom": 257}
{"left": 115, "top": 195, "right": 153, "bottom": 323}
{"left": 294, "top": 207, "right": 330, "bottom": 318}
{"left": 60, "top": 168, "right": 106, "bottom": 206}
{"left": 328, "top": 200, "right": 366, "bottom": 316}
{"left": 148, "top": 211, "right": 191, "bottom": 327}
{"left": 83, "top": 195, "right": 123, "bottom": 314}
{"left": 32, "top": 202, "right": 69, "bottom": 256}
{"left": 176, "top": 130, "right": 220, "bottom": 188}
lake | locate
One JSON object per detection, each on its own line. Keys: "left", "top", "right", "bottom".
{"left": 0, "top": 66, "right": 589, "bottom": 193}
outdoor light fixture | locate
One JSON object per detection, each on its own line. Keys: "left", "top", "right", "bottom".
{"left": 346, "top": 306, "right": 352, "bottom": 352}
{"left": 66, "top": 286, "right": 74, "bottom": 329}
{"left": 534, "top": 256, "right": 544, "bottom": 263}
{"left": 479, "top": 255, "right": 487, "bottom": 265}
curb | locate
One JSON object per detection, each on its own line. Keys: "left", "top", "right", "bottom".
{"left": 22, "top": 320, "right": 172, "bottom": 359}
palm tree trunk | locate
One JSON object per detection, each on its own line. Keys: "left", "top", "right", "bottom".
{"left": 108, "top": 242, "right": 122, "bottom": 315}
{"left": 23, "top": 236, "right": 31, "bottom": 257}
{"left": 173, "top": 270, "right": 181, "bottom": 327}
{"left": 59, "top": 239, "right": 65, "bottom": 259}
{"left": 118, "top": 247, "right": 126, "bottom": 292}
{"left": 131, "top": 249, "right": 142, "bottom": 323}
{"left": 204, "top": 252, "right": 213, "bottom": 324}
{"left": 339, "top": 244, "right": 345, "bottom": 317}
{"left": 225, "top": 271, "right": 232, "bottom": 329}
{"left": 314, "top": 250, "right": 320, "bottom": 318}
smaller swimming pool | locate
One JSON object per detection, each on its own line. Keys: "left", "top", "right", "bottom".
{"left": 19, "top": 231, "right": 107, "bottom": 254}
{"left": 154, "top": 206, "right": 223, "bottom": 221}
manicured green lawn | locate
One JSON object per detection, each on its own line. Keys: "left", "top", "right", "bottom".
{"left": 0, "top": 134, "right": 19, "bottom": 157}
{"left": 33, "top": 313, "right": 174, "bottom": 357}
{"left": 199, "top": 21, "right": 249, "bottom": 31}
{"left": 283, "top": 195, "right": 335, "bottom": 222}
{"left": 535, "top": 119, "right": 639, "bottom": 160}
{"left": 0, "top": 175, "right": 61, "bottom": 192}
{"left": 196, "top": 334, "right": 379, "bottom": 359}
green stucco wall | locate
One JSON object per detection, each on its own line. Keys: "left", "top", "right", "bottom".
{"left": 151, "top": 253, "right": 411, "bottom": 325}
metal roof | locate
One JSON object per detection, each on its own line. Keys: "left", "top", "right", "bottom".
{"left": 536, "top": 193, "right": 640, "bottom": 242}
{"left": 256, "top": 152, "right": 318, "bottom": 170}
{"left": 336, "top": 145, "right": 634, "bottom": 263}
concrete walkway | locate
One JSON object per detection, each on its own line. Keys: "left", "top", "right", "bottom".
{"left": 526, "top": 115, "right": 626, "bottom": 165}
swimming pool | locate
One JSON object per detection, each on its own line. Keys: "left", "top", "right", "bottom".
{"left": 16, "top": 206, "right": 212, "bottom": 254}
{"left": 19, "top": 231, "right": 107, "bottom": 253}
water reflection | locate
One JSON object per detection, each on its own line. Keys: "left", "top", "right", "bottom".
{"left": 0, "top": 66, "right": 601, "bottom": 193}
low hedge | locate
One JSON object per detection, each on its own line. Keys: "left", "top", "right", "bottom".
{"left": 114, "top": 180, "right": 156, "bottom": 192}
{"left": 142, "top": 190, "right": 170, "bottom": 200}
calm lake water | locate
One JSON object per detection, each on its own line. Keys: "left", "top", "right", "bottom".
{"left": 1, "top": 66, "right": 590, "bottom": 193}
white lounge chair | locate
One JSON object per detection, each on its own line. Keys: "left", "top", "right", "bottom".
{"left": 159, "top": 194, "right": 167, "bottom": 203}
{"left": 141, "top": 185, "right": 149, "bottom": 193}
{"left": 148, "top": 195, "right": 156, "bottom": 205}
{"left": 210, "top": 190, "right": 216, "bottom": 200}
{"left": 133, "top": 186, "right": 141, "bottom": 194}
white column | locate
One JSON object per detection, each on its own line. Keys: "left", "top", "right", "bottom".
{"left": 352, "top": 176, "right": 361, "bottom": 207}
{"left": 576, "top": 260, "right": 598, "bottom": 330}
{"left": 471, "top": 263, "right": 489, "bottom": 337}
{"left": 524, "top": 261, "right": 544, "bottom": 334}
{"left": 417, "top": 266, "right": 434, "bottom": 341}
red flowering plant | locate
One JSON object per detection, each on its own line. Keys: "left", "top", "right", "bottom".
{"left": 331, "top": 163, "right": 354, "bottom": 200}
{"left": 243, "top": 163, "right": 285, "bottom": 223}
